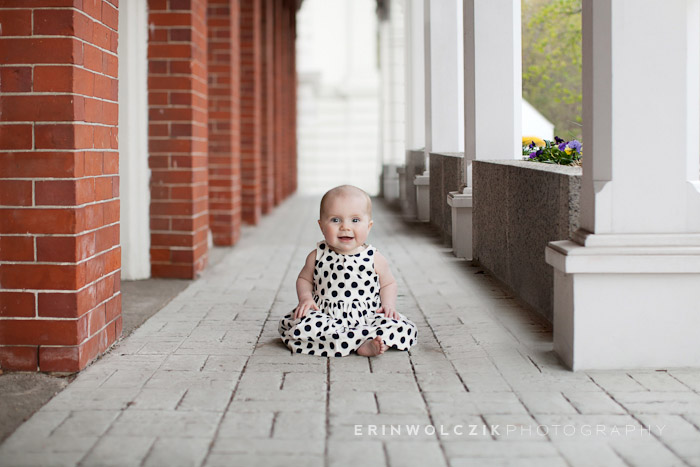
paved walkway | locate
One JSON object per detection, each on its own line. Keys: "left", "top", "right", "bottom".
{"left": 2, "top": 196, "right": 700, "bottom": 467}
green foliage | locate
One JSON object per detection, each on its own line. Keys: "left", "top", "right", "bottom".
{"left": 522, "top": 0, "right": 582, "bottom": 141}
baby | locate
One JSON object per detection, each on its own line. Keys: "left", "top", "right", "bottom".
{"left": 278, "top": 185, "right": 417, "bottom": 357}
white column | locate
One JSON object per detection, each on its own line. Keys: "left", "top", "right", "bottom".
{"left": 405, "top": 0, "right": 425, "bottom": 151}
{"left": 401, "top": 0, "right": 425, "bottom": 217}
{"left": 118, "top": 0, "right": 151, "bottom": 279}
{"left": 424, "top": 0, "right": 464, "bottom": 155}
{"left": 546, "top": 0, "right": 700, "bottom": 370}
{"left": 449, "top": 0, "right": 521, "bottom": 258}
{"left": 379, "top": 0, "right": 405, "bottom": 201}
{"left": 419, "top": 0, "right": 464, "bottom": 221}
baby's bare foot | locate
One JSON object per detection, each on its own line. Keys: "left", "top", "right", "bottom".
{"left": 356, "top": 336, "right": 388, "bottom": 357}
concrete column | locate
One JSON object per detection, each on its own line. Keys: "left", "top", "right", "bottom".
{"left": 546, "top": 0, "right": 700, "bottom": 369}
{"left": 401, "top": 0, "right": 425, "bottom": 217}
{"left": 419, "top": 0, "right": 464, "bottom": 221}
{"left": 449, "top": 0, "right": 521, "bottom": 258}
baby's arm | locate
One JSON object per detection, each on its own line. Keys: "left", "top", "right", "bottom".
{"left": 294, "top": 250, "right": 319, "bottom": 319}
{"left": 374, "top": 251, "right": 400, "bottom": 320}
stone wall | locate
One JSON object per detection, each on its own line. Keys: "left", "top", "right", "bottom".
{"left": 473, "top": 160, "right": 581, "bottom": 323}
{"left": 429, "top": 152, "right": 464, "bottom": 246}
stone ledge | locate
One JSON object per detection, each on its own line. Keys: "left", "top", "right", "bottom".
{"left": 473, "top": 160, "right": 581, "bottom": 323}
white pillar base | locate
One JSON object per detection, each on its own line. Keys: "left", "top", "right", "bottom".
{"left": 414, "top": 172, "right": 430, "bottom": 222}
{"left": 546, "top": 232, "right": 700, "bottom": 370}
{"left": 382, "top": 164, "right": 400, "bottom": 202}
{"left": 397, "top": 166, "right": 408, "bottom": 214}
{"left": 447, "top": 188, "right": 472, "bottom": 259}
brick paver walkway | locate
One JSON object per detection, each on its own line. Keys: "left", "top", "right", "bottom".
{"left": 2, "top": 196, "right": 700, "bottom": 467}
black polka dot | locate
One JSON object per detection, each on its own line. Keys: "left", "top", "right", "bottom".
{"left": 359, "top": 290, "right": 365, "bottom": 296}
{"left": 348, "top": 331, "right": 355, "bottom": 338}
{"left": 315, "top": 321, "right": 322, "bottom": 328}
{"left": 344, "top": 291, "right": 351, "bottom": 297}
{"left": 321, "top": 351, "right": 328, "bottom": 356}
{"left": 338, "top": 265, "right": 343, "bottom": 270}
{"left": 309, "top": 350, "right": 315, "bottom": 355}
{"left": 347, "top": 266, "right": 353, "bottom": 271}
{"left": 363, "top": 258, "right": 370, "bottom": 262}
{"left": 320, "top": 243, "right": 325, "bottom": 249}
{"left": 367, "top": 250, "right": 374, "bottom": 256}
{"left": 307, "top": 343, "right": 313, "bottom": 348}
{"left": 351, "top": 282, "right": 358, "bottom": 288}
{"left": 321, "top": 289, "right": 325, "bottom": 296}
{"left": 407, "top": 328, "right": 412, "bottom": 335}
{"left": 335, "top": 352, "right": 342, "bottom": 357}
{"left": 398, "top": 326, "right": 403, "bottom": 332}
{"left": 332, "top": 333, "right": 339, "bottom": 339}
{"left": 324, "top": 271, "right": 328, "bottom": 278}
{"left": 344, "top": 273, "right": 350, "bottom": 280}
{"left": 389, "top": 333, "right": 394, "bottom": 340}
{"left": 338, "top": 282, "right": 345, "bottom": 288}
{"left": 356, "top": 339, "right": 362, "bottom": 345}
{"left": 330, "top": 343, "right": 335, "bottom": 349}
{"left": 326, "top": 255, "right": 332, "bottom": 261}
{"left": 294, "top": 341, "right": 301, "bottom": 345}
{"left": 377, "top": 329, "right": 384, "bottom": 335}
{"left": 364, "top": 280, "right": 370, "bottom": 286}
{"left": 362, "top": 329, "right": 369, "bottom": 336}
{"left": 341, "top": 342, "right": 349, "bottom": 349}
{"left": 370, "top": 287, "right": 375, "bottom": 293}
{"left": 296, "top": 348, "right": 302, "bottom": 353}
{"left": 332, "top": 291, "right": 338, "bottom": 297}
{"left": 319, "top": 344, "right": 324, "bottom": 349}
{"left": 332, "top": 273, "right": 337, "bottom": 280}
{"left": 400, "top": 336, "right": 406, "bottom": 343}
{"left": 359, "top": 265, "right": 365, "bottom": 271}
{"left": 304, "top": 325, "right": 311, "bottom": 332}
{"left": 294, "top": 330, "right": 300, "bottom": 336}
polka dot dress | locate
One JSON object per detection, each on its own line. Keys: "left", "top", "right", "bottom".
{"left": 278, "top": 241, "right": 417, "bottom": 357}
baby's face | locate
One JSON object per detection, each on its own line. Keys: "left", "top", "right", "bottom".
{"left": 318, "top": 193, "right": 373, "bottom": 255}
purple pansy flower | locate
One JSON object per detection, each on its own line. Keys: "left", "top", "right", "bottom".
{"left": 529, "top": 152, "right": 537, "bottom": 159}
{"left": 558, "top": 142, "right": 567, "bottom": 151}
{"left": 554, "top": 136, "right": 564, "bottom": 144}
{"left": 568, "top": 140, "right": 582, "bottom": 153}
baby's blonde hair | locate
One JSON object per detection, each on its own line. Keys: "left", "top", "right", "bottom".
{"left": 319, "top": 185, "right": 372, "bottom": 219}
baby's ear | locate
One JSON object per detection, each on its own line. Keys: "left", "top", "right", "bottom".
{"left": 317, "top": 219, "right": 322, "bottom": 229}
{"left": 368, "top": 219, "right": 374, "bottom": 230}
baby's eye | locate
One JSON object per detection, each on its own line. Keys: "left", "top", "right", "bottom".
{"left": 330, "top": 218, "right": 340, "bottom": 223}
{"left": 352, "top": 218, "right": 360, "bottom": 223}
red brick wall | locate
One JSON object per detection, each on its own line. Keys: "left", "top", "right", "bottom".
{"left": 240, "top": 0, "right": 262, "bottom": 224}
{"left": 207, "top": 0, "right": 241, "bottom": 246}
{"left": 148, "top": 0, "right": 209, "bottom": 278}
{"left": 0, "top": 0, "right": 121, "bottom": 372}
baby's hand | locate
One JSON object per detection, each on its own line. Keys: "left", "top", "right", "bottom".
{"left": 377, "top": 305, "right": 399, "bottom": 320}
{"left": 294, "top": 298, "right": 319, "bottom": 320}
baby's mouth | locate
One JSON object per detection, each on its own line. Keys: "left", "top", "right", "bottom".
{"left": 338, "top": 236, "right": 354, "bottom": 241}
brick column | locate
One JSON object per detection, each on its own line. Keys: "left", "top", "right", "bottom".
{"left": 260, "top": 0, "right": 275, "bottom": 214}
{"left": 273, "top": 0, "right": 284, "bottom": 205}
{"left": 0, "top": 0, "right": 121, "bottom": 372}
{"left": 148, "top": 0, "right": 209, "bottom": 278}
{"left": 240, "top": 0, "right": 262, "bottom": 224}
{"left": 207, "top": 0, "right": 241, "bottom": 246}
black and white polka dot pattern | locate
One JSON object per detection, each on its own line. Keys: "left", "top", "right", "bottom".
{"left": 278, "top": 241, "right": 417, "bottom": 356}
